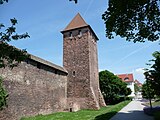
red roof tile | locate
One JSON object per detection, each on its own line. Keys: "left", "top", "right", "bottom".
{"left": 134, "top": 79, "right": 142, "bottom": 87}
{"left": 117, "top": 73, "right": 134, "bottom": 82}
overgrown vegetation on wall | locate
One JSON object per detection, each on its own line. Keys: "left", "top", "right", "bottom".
{"left": 0, "top": 76, "right": 8, "bottom": 110}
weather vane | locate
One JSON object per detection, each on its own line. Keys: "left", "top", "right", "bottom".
{"left": 69, "top": 0, "right": 77, "bottom": 4}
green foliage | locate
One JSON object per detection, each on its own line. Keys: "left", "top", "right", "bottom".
{"left": 99, "top": 70, "right": 130, "bottom": 104}
{"left": 69, "top": 0, "right": 77, "bottom": 4}
{"left": 0, "top": 0, "right": 8, "bottom": 4}
{"left": 0, "top": 18, "right": 30, "bottom": 68}
{"left": 142, "top": 80, "right": 156, "bottom": 99}
{"left": 124, "top": 88, "right": 132, "bottom": 97}
{"left": 134, "top": 83, "right": 141, "bottom": 93}
{"left": 0, "top": 76, "right": 8, "bottom": 110}
{"left": 21, "top": 101, "right": 130, "bottom": 120}
{"left": 144, "top": 51, "right": 160, "bottom": 96}
{"left": 102, "top": 0, "right": 160, "bottom": 42}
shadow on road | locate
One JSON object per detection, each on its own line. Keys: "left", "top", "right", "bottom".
{"left": 94, "top": 111, "right": 117, "bottom": 120}
{"left": 94, "top": 110, "right": 153, "bottom": 120}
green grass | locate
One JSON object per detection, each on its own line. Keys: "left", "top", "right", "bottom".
{"left": 152, "top": 101, "right": 160, "bottom": 107}
{"left": 145, "top": 100, "right": 160, "bottom": 107}
{"left": 21, "top": 101, "right": 130, "bottom": 120}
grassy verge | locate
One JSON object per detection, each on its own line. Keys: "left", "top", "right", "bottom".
{"left": 21, "top": 100, "right": 130, "bottom": 120}
{"left": 152, "top": 101, "right": 160, "bottom": 107}
{"left": 145, "top": 100, "right": 160, "bottom": 107}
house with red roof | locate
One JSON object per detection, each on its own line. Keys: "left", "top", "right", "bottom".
{"left": 117, "top": 73, "right": 135, "bottom": 97}
{"left": 134, "top": 79, "right": 142, "bottom": 87}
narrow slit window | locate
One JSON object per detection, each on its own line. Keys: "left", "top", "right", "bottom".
{"left": 73, "top": 71, "right": 75, "bottom": 76}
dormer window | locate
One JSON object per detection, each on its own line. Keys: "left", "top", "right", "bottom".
{"left": 124, "top": 77, "right": 129, "bottom": 81}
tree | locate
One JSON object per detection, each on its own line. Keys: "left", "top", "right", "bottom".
{"left": 99, "top": 70, "right": 130, "bottom": 104}
{"left": 0, "top": 0, "right": 8, "bottom": 4}
{"left": 0, "top": 1, "right": 30, "bottom": 109}
{"left": 102, "top": 0, "right": 160, "bottom": 43}
{"left": 144, "top": 51, "right": 160, "bottom": 96}
{"left": 134, "top": 83, "right": 140, "bottom": 93}
{"left": 142, "top": 80, "right": 155, "bottom": 99}
{"left": 124, "top": 88, "right": 132, "bottom": 97}
{"left": 0, "top": 18, "right": 30, "bottom": 68}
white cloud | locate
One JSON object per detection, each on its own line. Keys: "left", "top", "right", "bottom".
{"left": 135, "top": 68, "right": 145, "bottom": 73}
{"left": 133, "top": 68, "right": 145, "bottom": 84}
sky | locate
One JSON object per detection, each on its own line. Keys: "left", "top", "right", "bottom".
{"left": 0, "top": 0, "right": 159, "bottom": 83}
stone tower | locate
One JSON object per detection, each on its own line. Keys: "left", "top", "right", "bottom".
{"left": 61, "top": 13, "right": 106, "bottom": 111}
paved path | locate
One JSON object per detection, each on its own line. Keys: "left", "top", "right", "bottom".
{"left": 110, "top": 100, "right": 153, "bottom": 120}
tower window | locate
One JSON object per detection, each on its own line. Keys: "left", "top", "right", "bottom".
{"left": 69, "top": 32, "right": 73, "bottom": 38}
{"left": 73, "top": 71, "right": 75, "bottom": 76}
{"left": 78, "top": 30, "right": 82, "bottom": 36}
{"left": 78, "top": 30, "right": 82, "bottom": 38}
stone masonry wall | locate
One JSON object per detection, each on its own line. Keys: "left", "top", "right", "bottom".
{"left": 0, "top": 58, "right": 67, "bottom": 120}
{"left": 63, "top": 28, "right": 90, "bottom": 111}
{"left": 88, "top": 30, "right": 106, "bottom": 107}
{"left": 63, "top": 27, "right": 106, "bottom": 111}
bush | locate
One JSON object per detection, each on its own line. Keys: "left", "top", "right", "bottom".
{"left": 126, "top": 97, "right": 133, "bottom": 101}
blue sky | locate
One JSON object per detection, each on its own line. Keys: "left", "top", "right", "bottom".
{"left": 0, "top": 0, "right": 159, "bottom": 83}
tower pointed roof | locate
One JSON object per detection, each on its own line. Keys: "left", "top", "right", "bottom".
{"left": 61, "top": 13, "right": 99, "bottom": 40}
{"left": 62, "top": 13, "right": 88, "bottom": 32}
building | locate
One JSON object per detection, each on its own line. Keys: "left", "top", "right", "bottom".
{"left": 0, "top": 13, "right": 105, "bottom": 120}
{"left": 61, "top": 13, "right": 106, "bottom": 111}
{"left": 117, "top": 74, "right": 135, "bottom": 97}
{"left": 134, "top": 79, "right": 142, "bottom": 87}
{"left": 134, "top": 79, "right": 142, "bottom": 99}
